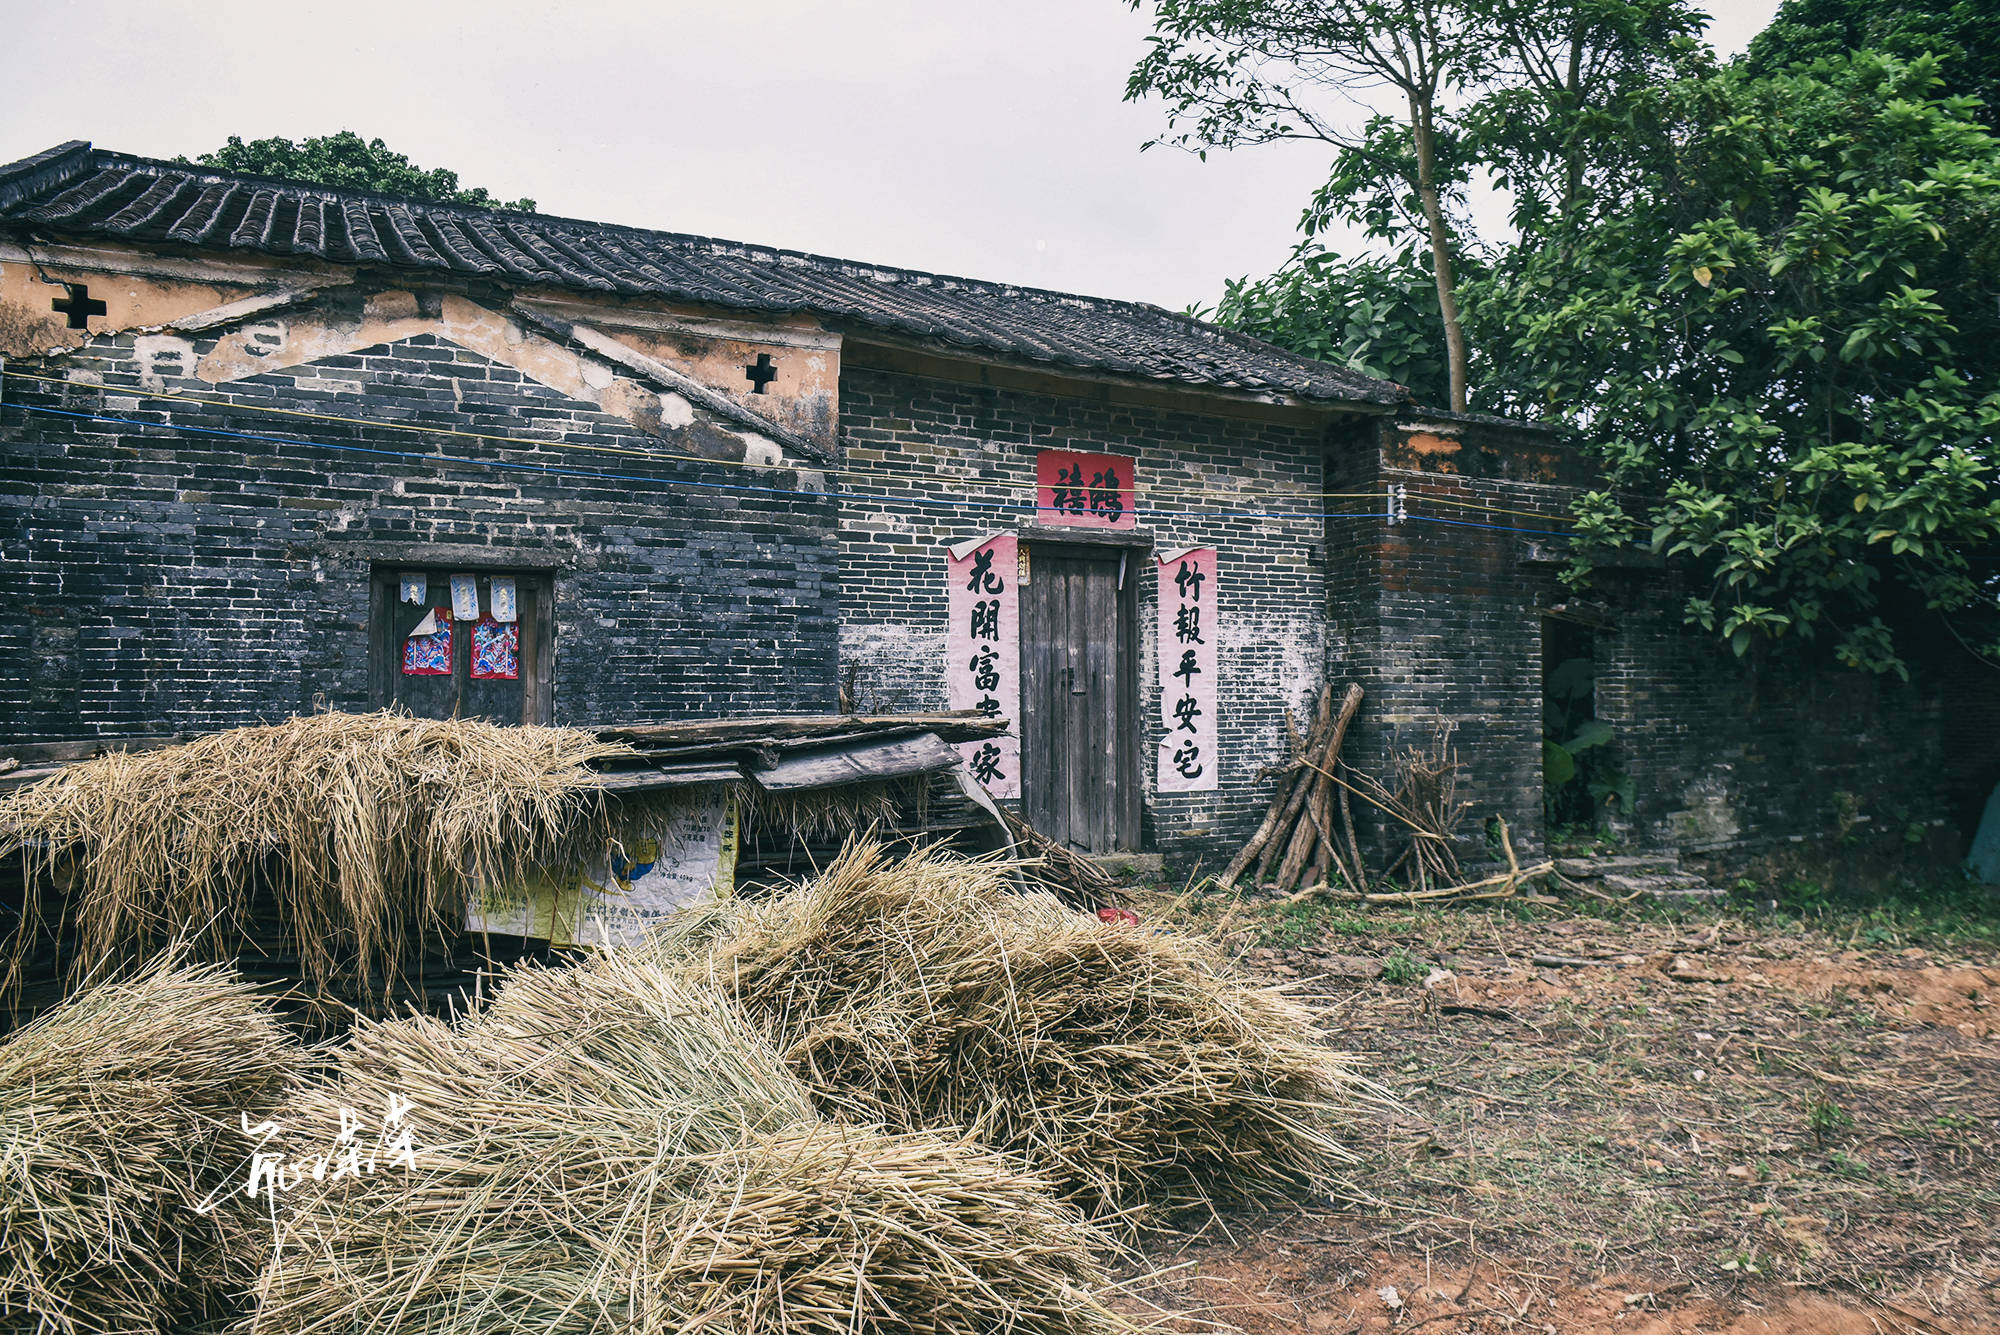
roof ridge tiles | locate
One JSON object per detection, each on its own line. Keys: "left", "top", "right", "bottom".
{"left": 0, "top": 141, "right": 1408, "bottom": 406}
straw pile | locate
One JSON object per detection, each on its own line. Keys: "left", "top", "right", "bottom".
{"left": 0, "top": 957, "right": 301, "bottom": 1335}
{"left": 660, "top": 840, "right": 1368, "bottom": 1219}
{"left": 249, "top": 952, "right": 1120, "bottom": 1335}
{"left": 0, "top": 711, "right": 646, "bottom": 1009}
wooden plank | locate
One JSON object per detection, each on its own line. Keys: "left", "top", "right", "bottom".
{"left": 594, "top": 763, "right": 747, "bottom": 791}
{"left": 752, "top": 732, "right": 962, "bottom": 791}
{"left": 0, "top": 765, "right": 71, "bottom": 790}
{"left": 0, "top": 736, "right": 184, "bottom": 766}
{"left": 1063, "top": 557, "right": 1090, "bottom": 852}
{"left": 598, "top": 713, "right": 1006, "bottom": 747}
{"left": 1014, "top": 523, "right": 1157, "bottom": 551}
{"left": 765, "top": 726, "right": 923, "bottom": 752}
{"left": 1018, "top": 548, "right": 1058, "bottom": 839}
{"left": 1082, "top": 558, "right": 1115, "bottom": 853}
{"left": 518, "top": 577, "right": 549, "bottom": 725}
{"left": 1117, "top": 555, "right": 1143, "bottom": 850}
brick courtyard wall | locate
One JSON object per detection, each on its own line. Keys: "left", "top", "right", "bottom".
{"left": 1596, "top": 571, "right": 2000, "bottom": 876}
{"left": 834, "top": 350, "right": 1365, "bottom": 866}
{"left": 1364, "top": 412, "right": 1997, "bottom": 876}
{"left": 0, "top": 332, "right": 839, "bottom": 740}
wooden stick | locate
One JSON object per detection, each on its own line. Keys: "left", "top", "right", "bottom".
{"left": 1281, "top": 684, "right": 1363, "bottom": 891}
{"left": 1292, "top": 860, "right": 1558, "bottom": 907}
{"left": 1254, "top": 690, "right": 1333, "bottom": 885}
{"left": 1338, "top": 762, "right": 1366, "bottom": 891}
{"left": 1221, "top": 686, "right": 1330, "bottom": 888}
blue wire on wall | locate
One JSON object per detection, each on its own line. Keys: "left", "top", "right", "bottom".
{"left": 6, "top": 400, "right": 1579, "bottom": 536}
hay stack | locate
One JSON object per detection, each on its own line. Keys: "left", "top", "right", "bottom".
{"left": 0, "top": 957, "right": 300, "bottom": 1335}
{"left": 663, "top": 841, "right": 1370, "bottom": 1218}
{"left": 250, "top": 955, "right": 1120, "bottom": 1335}
{"left": 0, "top": 711, "right": 646, "bottom": 1010}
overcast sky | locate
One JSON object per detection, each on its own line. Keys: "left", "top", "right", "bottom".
{"left": 6, "top": 1, "right": 1781, "bottom": 312}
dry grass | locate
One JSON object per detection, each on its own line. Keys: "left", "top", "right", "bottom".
{"left": 0, "top": 711, "right": 648, "bottom": 1011}
{"left": 0, "top": 956, "right": 301, "bottom": 1335}
{"left": 661, "top": 840, "right": 1377, "bottom": 1221}
{"left": 250, "top": 951, "right": 1122, "bottom": 1335}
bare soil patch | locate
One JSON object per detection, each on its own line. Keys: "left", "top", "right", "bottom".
{"left": 1121, "top": 898, "right": 2000, "bottom": 1333}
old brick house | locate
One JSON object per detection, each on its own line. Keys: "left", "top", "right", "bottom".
{"left": 2, "top": 141, "right": 1993, "bottom": 874}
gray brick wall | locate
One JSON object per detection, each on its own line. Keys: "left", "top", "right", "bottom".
{"left": 1340, "top": 416, "right": 2000, "bottom": 874}
{"left": 0, "top": 332, "right": 839, "bottom": 739}
{"left": 834, "top": 365, "right": 1338, "bottom": 866}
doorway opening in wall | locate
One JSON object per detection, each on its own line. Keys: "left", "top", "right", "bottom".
{"left": 368, "top": 568, "right": 554, "bottom": 724}
{"left": 1542, "top": 618, "right": 1602, "bottom": 836}
{"left": 1018, "top": 540, "right": 1142, "bottom": 854}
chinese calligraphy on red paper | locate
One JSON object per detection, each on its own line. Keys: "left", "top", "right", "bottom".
{"left": 1035, "top": 450, "right": 1135, "bottom": 529}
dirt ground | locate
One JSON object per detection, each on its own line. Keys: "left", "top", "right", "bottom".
{"left": 1122, "top": 895, "right": 2000, "bottom": 1334}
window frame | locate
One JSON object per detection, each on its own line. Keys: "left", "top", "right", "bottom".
{"left": 368, "top": 567, "right": 555, "bottom": 724}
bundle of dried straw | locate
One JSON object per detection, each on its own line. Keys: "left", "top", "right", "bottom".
{"left": 0, "top": 957, "right": 301, "bottom": 1335}
{"left": 0, "top": 711, "right": 646, "bottom": 1010}
{"left": 660, "top": 841, "right": 1374, "bottom": 1220}
{"left": 250, "top": 951, "right": 1120, "bottom": 1335}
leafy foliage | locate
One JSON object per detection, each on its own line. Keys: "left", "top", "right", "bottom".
{"left": 1491, "top": 53, "right": 2000, "bottom": 675}
{"left": 185, "top": 132, "right": 535, "bottom": 212}
{"left": 1744, "top": 0, "right": 2000, "bottom": 130}
{"left": 1127, "top": 1, "right": 1713, "bottom": 413}
{"left": 1125, "top": 0, "right": 1497, "bottom": 407}
{"left": 1142, "top": 0, "right": 2000, "bottom": 674}
{"left": 1203, "top": 248, "right": 1451, "bottom": 403}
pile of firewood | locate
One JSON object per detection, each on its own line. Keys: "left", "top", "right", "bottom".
{"left": 1218, "top": 684, "right": 1366, "bottom": 895}
{"left": 1220, "top": 692, "right": 1557, "bottom": 905}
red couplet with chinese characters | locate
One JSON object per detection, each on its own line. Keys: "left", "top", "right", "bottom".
{"left": 1035, "top": 450, "right": 1136, "bottom": 529}
{"left": 1156, "top": 547, "right": 1219, "bottom": 793}
{"left": 944, "top": 534, "right": 1021, "bottom": 798}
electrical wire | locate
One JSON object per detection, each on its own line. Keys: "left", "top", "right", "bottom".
{"left": 0, "top": 366, "right": 1577, "bottom": 524}
{"left": 2, "top": 388, "right": 1580, "bottom": 532}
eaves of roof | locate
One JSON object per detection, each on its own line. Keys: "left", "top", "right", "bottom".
{"left": 0, "top": 141, "right": 1409, "bottom": 410}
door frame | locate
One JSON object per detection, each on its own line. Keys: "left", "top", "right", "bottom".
{"left": 1018, "top": 524, "right": 1150, "bottom": 852}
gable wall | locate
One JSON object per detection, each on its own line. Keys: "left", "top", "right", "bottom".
{"left": 0, "top": 330, "right": 839, "bottom": 739}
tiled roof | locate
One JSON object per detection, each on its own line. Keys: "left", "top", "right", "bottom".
{"left": 0, "top": 142, "right": 1405, "bottom": 407}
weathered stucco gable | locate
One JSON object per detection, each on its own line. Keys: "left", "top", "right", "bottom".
{"left": 0, "top": 322, "right": 839, "bottom": 737}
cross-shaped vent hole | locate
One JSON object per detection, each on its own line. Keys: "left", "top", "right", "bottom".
{"left": 51, "top": 284, "right": 107, "bottom": 330}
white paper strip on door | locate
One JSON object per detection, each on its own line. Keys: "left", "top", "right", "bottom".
{"left": 944, "top": 534, "right": 1021, "bottom": 798}
{"left": 1156, "top": 546, "right": 1219, "bottom": 792}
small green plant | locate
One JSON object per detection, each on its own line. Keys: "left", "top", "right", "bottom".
{"left": 1380, "top": 948, "right": 1424, "bottom": 986}
{"left": 1808, "top": 1096, "right": 1855, "bottom": 1146}
{"left": 1832, "top": 790, "right": 1865, "bottom": 846}
{"left": 1826, "top": 1149, "right": 1872, "bottom": 1180}
{"left": 1716, "top": 1248, "right": 1763, "bottom": 1275}
{"left": 1782, "top": 878, "right": 1830, "bottom": 911}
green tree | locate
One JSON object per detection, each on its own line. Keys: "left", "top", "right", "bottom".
{"left": 1127, "top": 1, "right": 1704, "bottom": 410}
{"left": 1494, "top": 53, "right": 2000, "bottom": 674}
{"left": 1202, "top": 247, "right": 1451, "bottom": 402}
{"left": 185, "top": 132, "right": 535, "bottom": 212}
{"left": 1125, "top": 0, "right": 1492, "bottom": 410}
{"left": 1744, "top": 0, "right": 2000, "bottom": 130}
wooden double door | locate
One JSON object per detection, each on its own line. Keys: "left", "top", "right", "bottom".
{"left": 1019, "top": 545, "right": 1141, "bottom": 853}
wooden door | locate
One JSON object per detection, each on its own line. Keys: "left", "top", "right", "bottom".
{"left": 1019, "top": 547, "right": 1140, "bottom": 852}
